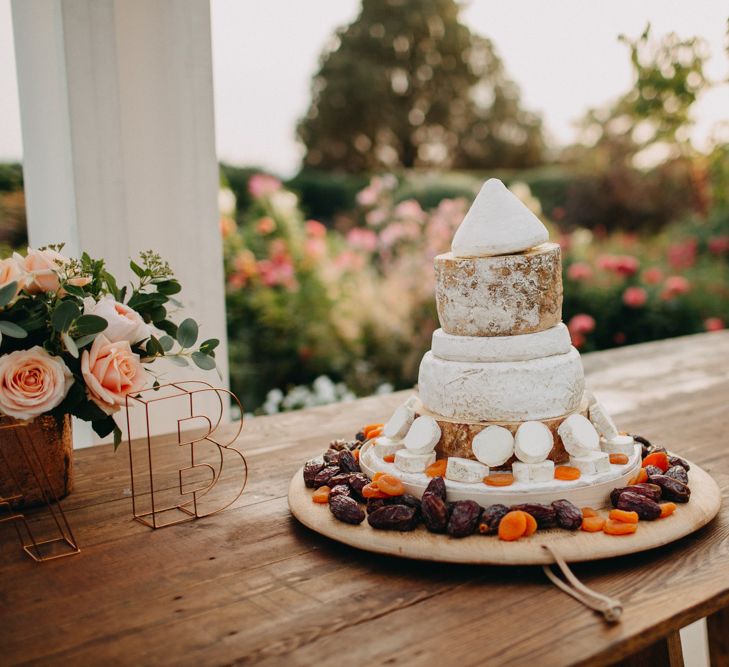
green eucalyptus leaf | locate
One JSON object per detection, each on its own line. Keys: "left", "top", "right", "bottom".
{"left": 176, "top": 318, "right": 198, "bottom": 348}
{"left": 156, "top": 280, "right": 182, "bottom": 296}
{"left": 145, "top": 335, "right": 164, "bottom": 357}
{"left": 167, "top": 355, "right": 189, "bottom": 367}
{"left": 104, "top": 271, "right": 121, "bottom": 301}
{"left": 62, "top": 331, "right": 79, "bottom": 358}
{"left": 150, "top": 305, "right": 167, "bottom": 322}
{"left": 130, "top": 260, "right": 146, "bottom": 278}
{"left": 62, "top": 283, "right": 87, "bottom": 298}
{"left": 159, "top": 335, "right": 174, "bottom": 352}
{"left": 75, "top": 314, "right": 108, "bottom": 335}
{"left": 156, "top": 320, "right": 178, "bottom": 338}
{"left": 113, "top": 425, "right": 123, "bottom": 450}
{"left": 0, "top": 320, "right": 27, "bottom": 338}
{"left": 0, "top": 281, "right": 18, "bottom": 308}
{"left": 199, "top": 338, "right": 220, "bottom": 354}
{"left": 51, "top": 300, "right": 80, "bottom": 332}
{"left": 92, "top": 416, "right": 117, "bottom": 438}
{"left": 75, "top": 333, "right": 99, "bottom": 348}
{"left": 191, "top": 351, "right": 216, "bottom": 371}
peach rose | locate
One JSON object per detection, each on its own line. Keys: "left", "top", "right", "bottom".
{"left": 83, "top": 295, "right": 151, "bottom": 344}
{"left": 0, "top": 347, "right": 73, "bottom": 421}
{"left": 81, "top": 335, "right": 146, "bottom": 414}
{"left": 13, "top": 247, "right": 66, "bottom": 293}
{"left": 0, "top": 257, "right": 25, "bottom": 303}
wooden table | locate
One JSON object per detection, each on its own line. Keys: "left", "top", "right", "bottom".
{"left": 1, "top": 332, "right": 729, "bottom": 666}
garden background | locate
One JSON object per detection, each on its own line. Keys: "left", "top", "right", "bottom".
{"left": 1, "top": 0, "right": 728, "bottom": 415}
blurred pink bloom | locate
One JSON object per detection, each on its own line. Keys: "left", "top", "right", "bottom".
{"left": 557, "top": 234, "right": 572, "bottom": 252}
{"left": 393, "top": 199, "right": 425, "bottom": 222}
{"left": 347, "top": 227, "right": 378, "bottom": 252}
{"left": 305, "top": 219, "right": 327, "bottom": 238}
{"left": 248, "top": 174, "right": 282, "bottom": 198}
{"left": 356, "top": 179, "right": 383, "bottom": 207}
{"left": 596, "top": 255, "right": 617, "bottom": 271}
{"left": 256, "top": 216, "right": 276, "bottom": 234}
{"left": 568, "top": 313, "right": 596, "bottom": 335}
{"left": 661, "top": 275, "right": 691, "bottom": 299}
{"left": 333, "top": 250, "right": 365, "bottom": 273}
{"left": 567, "top": 262, "right": 593, "bottom": 281}
{"left": 219, "top": 216, "right": 236, "bottom": 238}
{"left": 708, "top": 236, "right": 729, "bottom": 255}
{"left": 570, "top": 330, "right": 586, "bottom": 349}
{"left": 705, "top": 317, "right": 725, "bottom": 332}
{"left": 667, "top": 239, "right": 697, "bottom": 270}
{"left": 596, "top": 254, "right": 638, "bottom": 277}
{"left": 268, "top": 238, "right": 288, "bottom": 260}
{"left": 304, "top": 237, "right": 326, "bottom": 260}
{"left": 642, "top": 267, "right": 663, "bottom": 285}
{"left": 366, "top": 208, "right": 388, "bottom": 227}
{"left": 623, "top": 286, "right": 647, "bottom": 308}
{"left": 257, "top": 254, "right": 297, "bottom": 290}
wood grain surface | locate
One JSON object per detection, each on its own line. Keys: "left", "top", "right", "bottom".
{"left": 1, "top": 332, "right": 728, "bottom": 667}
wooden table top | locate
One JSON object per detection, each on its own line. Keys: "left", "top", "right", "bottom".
{"left": 1, "top": 332, "right": 728, "bottom": 666}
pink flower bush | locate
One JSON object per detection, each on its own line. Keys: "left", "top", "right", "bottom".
{"left": 219, "top": 216, "right": 236, "bottom": 238}
{"left": 305, "top": 220, "right": 327, "bottom": 238}
{"left": 661, "top": 275, "right": 691, "bottom": 299}
{"left": 623, "top": 286, "right": 648, "bottom": 308}
{"left": 568, "top": 313, "right": 596, "bottom": 335}
{"left": 708, "top": 236, "right": 729, "bottom": 255}
{"left": 248, "top": 174, "right": 282, "bottom": 199}
{"left": 567, "top": 262, "right": 593, "bottom": 281}
{"left": 642, "top": 267, "right": 664, "bottom": 284}
{"left": 256, "top": 216, "right": 276, "bottom": 235}
{"left": 705, "top": 317, "right": 724, "bottom": 332}
{"left": 667, "top": 239, "right": 697, "bottom": 270}
{"left": 347, "top": 227, "right": 378, "bottom": 252}
{"left": 596, "top": 254, "right": 638, "bottom": 277}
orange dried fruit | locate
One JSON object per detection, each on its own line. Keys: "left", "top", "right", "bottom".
{"left": 362, "top": 422, "right": 383, "bottom": 435}
{"left": 609, "top": 509, "right": 639, "bottom": 524}
{"left": 629, "top": 468, "right": 649, "bottom": 485}
{"left": 659, "top": 502, "right": 677, "bottom": 518}
{"left": 581, "top": 507, "right": 598, "bottom": 518}
{"left": 425, "top": 459, "right": 447, "bottom": 478}
{"left": 642, "top": 451, "right": 669, "bottom": 472}
{"left": 376, "top": 474, "right": 405, "bottom": 496}
{"left": 352, "top": 449, "right": 360, "bottom": 462}
{"left": 609, "top": 453, "right": 629, "bottom": 465}
{"left": 383, "top": 454, "right": 395, "bottom": 463}
{"left": 524, "top": 513, "right": 538, "bottom": 537}
{"left": 498, "top": 510, "right": 528, "bottom": 541}
{"left": 312, "top": 486, "right": 330, "bottom": 504}
{"left": 362, "top": 482, "right": 388, "bottom": 499}
{"left": 372, "top": 471, "right": 386, "bottom": 481}
{"left": 580, "top": 516, "right": 606, "bottom": 532}
{"left": 554, "top": 466, "right": 581, "bottom": 481}
{"left": 366, "top": 427, "right": 383, "bottom": 439}
{"left": 484, "top": 473, "right": 514, "bottom": 487}
{"left": 603, "top": 519, "right": 638, "bottom": 535}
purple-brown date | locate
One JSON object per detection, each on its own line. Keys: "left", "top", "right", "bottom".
{"left": 323, "top": 449, "right": 339, "bottom": 464}
{"left": 421, "top": 493, "right": 449, "bottom": 533}
{"left": 313, "top": 465, "right": 340, "bottom": 488}
{"left": 329, "top": 495, "right": 365, "bottom": 524}
{"left": 616, "top": 491, "right": 661, "bottom": 520}
{"left": 479, "top": 504, "right": 509, "bottom": 535}
{"left": 665, "top": 465, "right": 689, "bottom": 485}
{"left": 650, "top": 474, "right": 691, "bottom": 503}
{"left": 424, "top": 476, "right": 447, "bottom": 501}
{"left": 668, "top": 455, "right": 690, "bottom": 471}
{"left": 303, "top": 458, "right": 325, "bottom": 488}
{"left": 610, "top": 483, "right": 661, "bottom": 506}
{"left": 328, "top": 473, "right": 352, "bottom": 488}
{"left": 329, "top": 484, "right": 351, "bottom": 500}
{"left": 367, "top": 504, "right": 418, "bottom": 531}
{"left": 348, "top": 473, "right": 370, "bottom": 501}
{"left": 447, "top": 500, "right": 482, "bottom": 538}
{"left": 512, "top": 503, "right": 557, "bottom": 529}
{"left": 337, "top": 450, "right": 360, "bottom": 474}
{"left": 644, "top": 465, "right": 663, "bottom": 478}
{"left": 551, "top": 499, "right": 582, "bottom": 530}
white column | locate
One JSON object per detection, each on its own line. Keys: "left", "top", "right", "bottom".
{"left": 12, "top": 0, "right": 229, "bottom": 444}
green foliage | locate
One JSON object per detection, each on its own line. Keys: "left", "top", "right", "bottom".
{"left": 286, "top": 169, "right": 370, "bottom": 221}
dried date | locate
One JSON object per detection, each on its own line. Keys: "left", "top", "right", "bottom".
{"left": 328, "top": 473, "right": 352, "bottom": 488}
{"left": 479, "top": 504, "right": 509, "bottom": 535}
{"left": 610, "top": 483, "right": 662, "bottom": 506}
{"left": 348, "top": 473, "right": 370, "bottom": 501}
{"left": 447, "top": 500, "right": 482, "bottom": 538}
{"left": 336, "top": 450, "right": 360, "bottom": 474}
{"left": 329, "top": 495, "right": 365, "bottom": 524}
{"left": 303, "top": 458, "right": 325, "bottom": 488}
{"left": 632, "top": 435, "right": 652, "bottom": 458}
{"left": 366, "top": 497, "right": 388, "bottom": 514}
{"left": 616, "top": 491, "right": 661, "bottom": 520}
{"left": 367, "top": 504, "right": 418, "bottom": 531}
{"left": 668, "top": 455, "right": 690, "bottom": 471}
{"left": 664, "top": 465, "right": 689, "bottom": 485}
{"left": 651, "top": 475, "right": 691, "bottom": 503}
{"left": 328, "top": 439, "right": 349, "bottom": 451}
{"left": 329, "top": 484, "right": 351, "bottom": 500}
{"left": 551, "top": 499, "right": 583, "bottom": 530}
{"left": 424, "top": 476, "right": 447, "bottom": 501}
{"left": 644, "top": 465, "right": 663, "bottom": 478}
{"left": 313, "top": 465, "right": 340, "bottom": 488}
{"left": 421, "top": 493, "right": 449, "bottom": 533}
{"left": 512, "top": 503, "right": 557, "bottom": 529}
{"left": 323, "top": 449, "right": 339, "bottom": 464}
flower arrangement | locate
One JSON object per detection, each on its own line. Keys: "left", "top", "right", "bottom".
{"left": 0, "top": 245, "right": 218, "bottom": 446}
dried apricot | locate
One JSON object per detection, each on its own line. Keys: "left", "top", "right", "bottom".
{"left": 629, "top": 468, "right": 649, "bottom": 485}
{"left": 362, "top": 422, "right": 383, "bottom": 435}
{"left": 312, "top": 486, "right": 331, "bottom": 504}
{"left": 484, "top": 473, "right": 514, "bottom": 487}
{"left": 659, "top": 502, "right": 677, "bottom": 518}
{"left": 376, "top": 474, "right": 405, "bottom": 496}
{"left": 362, "top": 482, "right": 388, "bottom": 499}
{"left": 425, "top": 459, "right": 447, "bottom": 478}
{"left": 498, "top": 510, "right": 528, "bottom": 541}
{"left": 554, "top": 466, "right": 581, "bottom": 481}
{"left": 609, "top": 509, "right": 639, "bottom": 524}
{"left": 366, "top": 427, "right": 383, "bottom": 439}
{"left": 642, "top": 451, "right": 669, "bottom": 473}
{"left": 383, "top": 454, "right": 395, "bottom": 463}
{"left": 372, "top": 471, "right": 386, "bottom": 481}
{"left": 609, "top": 453, "right": 629, "bottom": 465}
{"left": 524, "top": 513, "right": 538, "bottom": 537}
{"left": 581, "top": 507, "right": 598, "bottom": 518}
{"left": 352, "top": 449, "right": 360, "bottom": 462}
{"left": 581, "top": 516, "right": 606, "bottom": 532}
{"left": 603, "top": 519, "right": 638, "bottom": 535}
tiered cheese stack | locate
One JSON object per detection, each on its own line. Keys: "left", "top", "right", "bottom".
{"left": 362, "top": 179, "right": 640, "bottom": 506}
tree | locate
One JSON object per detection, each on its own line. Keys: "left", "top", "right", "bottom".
{"left": 298, "top": 0, "right": 544, "bottom": 172}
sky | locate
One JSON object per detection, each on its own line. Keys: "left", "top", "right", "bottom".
{"left": 0, "top": 0, "right": 727, "bottom": 177}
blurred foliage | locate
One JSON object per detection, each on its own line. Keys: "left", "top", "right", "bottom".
{"left": 0, "top": 162, "right": 27, "bottom": 249}
{"left": 298, "top": 0, "right": 544, "bottom": 172}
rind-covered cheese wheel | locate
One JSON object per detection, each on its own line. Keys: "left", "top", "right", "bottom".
{"left": 434, "top": 242, "right": 562, "bottom": 336}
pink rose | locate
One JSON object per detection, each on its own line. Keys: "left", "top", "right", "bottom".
{"left": 13, "top": 247, "right": 66, "bottom": 293}
{"left": 256, "top": 216, "right": 276, "bottom": 235}
{"left": 661, "top": 276, "right": 691, "bottom": 300}
{"left": 0, "top": 257, "right": 25, "bottom": 303}
{"left": 705, "top": 317, "right": 724, "bottom": 332}
{"left": 248, "top": 174, "right": 281, "bottom": 199}
{"left": 567, "top": 262, "right": 593, "bottom": 281}
{"left": 642, "top": 267, "right": 663, "bottom": 285}
{"left": 81, "top": 335, "right": 146, "bottom": 414}
{"left": 568, "top": 313, "right": 596, "bottom": 335}
{"left": 0, "top": 347, "right": 73, "bottom": 421}
{"left": 305, "top": 220, "right": 327, "bottom": 238}
{"left": 622, "top": 286, "right": 647, "bottom": 308}
{"left": 83, "top": 295, "right": 151, "bottom": 344}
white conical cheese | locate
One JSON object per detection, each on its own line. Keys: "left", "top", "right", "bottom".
{"left": 451, "top": 179, "right": 549, "bottom": 257}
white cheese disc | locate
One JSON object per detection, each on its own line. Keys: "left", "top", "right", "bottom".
{"left": 383, "top": 405, "right": 415, "bottom": 439}
{"left": 570, "top": 451, "right": 611, "bottom": 476}
{"left": 471, "top": 425, "right": 515, "bottom": 467}
{"left": 511, "top": 461, "right": 531, "bottom": 484}
{"left": 558, "top": 414, "right": 600, "bottom": 457}
{"left": 404, "top": 416, "right": 441, "bottom": 452}
{"left": 511, "top": 460, "right": 554, "bottom": 483}
{"left": 418, "top": 348, "right": 585, "bottom": 422}
{"left": 431, "top": 323, "right": 571, "bottom": 363}
{"left": 434, "top": 243, "right": 562, "bottom": 337}
{"left": 373, "top": 437, "right": 405, "bottom": 458}
{"left": 446, "top": 457, "right": 489, "bottom": 484}
{"left": 602, "top": 435, "right": 636, "bottom": 456}
{"left": 394, "top": 449, "right": 436, "bottom": 473}
{"left": 451, "top": 179, "right": 549, "bottom": 257}
{"left": 588, "top": 401, "right": 619, "bottom": 440}
{"left": 514, "top": 421, "right": 553, "bottom": 463}
{"left": 606, "top": 434, "right": 635, "bottom": 446}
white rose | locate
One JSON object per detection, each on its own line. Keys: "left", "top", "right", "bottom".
{"left": 83, "top": 295, "right": 152, "bottom": 344}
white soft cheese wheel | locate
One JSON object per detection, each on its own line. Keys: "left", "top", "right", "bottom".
{"left": 373, "top": 437, "right": 405, "bottom": 458}
{"left": 418, "top": 348, "right": 585, "bottom": 422}
{"left": 558, "top": 414, "right": 600, "bottom": 457}
{"left": 451, "top": 179, "right": 549, "bottom": 257}
{"left": 383, "top": 405, "right": 415, "bottom": 439}
{"left": 404, "top": 416, "right": 441, "bottom": 452}
{"left": 434, "top": 243, "right": 562, "bottom": 337}
{"left": 602, "top": 434, "right": 636, "bottom": 456}
{"left": 511, "top": 460, "right": 554, "bottom": 483}
{"left": 394, "top": 449, "right": 436, "bottom": 473}
{"left": 514, "top": 421, "right": 553, "bottom": 463}
{"left": 471, "top": 425, "right": 515, "bottom": 467}
{"left": 511, "top": 461, "right": 531, "bottom": 484}
{"left": 570, "top": 451, "right": 611, "bottom": 475}
{"left": 446, "top": 457, "right": 489, "bottom": 483}
{"left": 588, "top": 401, "right": 619, "bottom": 440}
{"left": 431, "top": 323, "right": 571, "bottom": 363}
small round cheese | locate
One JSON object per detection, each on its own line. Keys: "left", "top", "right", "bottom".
{"left": 558, "top": 414, "right": 600, "bottom": 457}
{"left": 602, "top": 434, "right": 636, "bottom": 456}
{"left": 383, "top": 405, "right": 415, "bottom": 439}
{"left": 373, "top": 437, "right": 405, "bottom": 458}
{"left": 472, "top": 425, "right": 515, "bottom": 467}
{"left": 394, "top": 449, "right": 436, "bottom": 473}
{"left": 588, "top": 401, "right": 619, "bottom": 440}
{"left": 514, "top": 421, "right": 553, "bottom": 463}
{"left": 445, "top": 457, "right": 489, "bottom": 484}
{"left": 404, "top": 416, "right": 441, "bottom": 452}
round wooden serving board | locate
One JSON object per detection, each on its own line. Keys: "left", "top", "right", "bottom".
{"left": 288, "top": 461, "right": 721, "bottom": 565}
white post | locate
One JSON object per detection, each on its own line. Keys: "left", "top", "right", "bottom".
{"left": 12, "top": 0, "right": 229, "bottom": 444}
